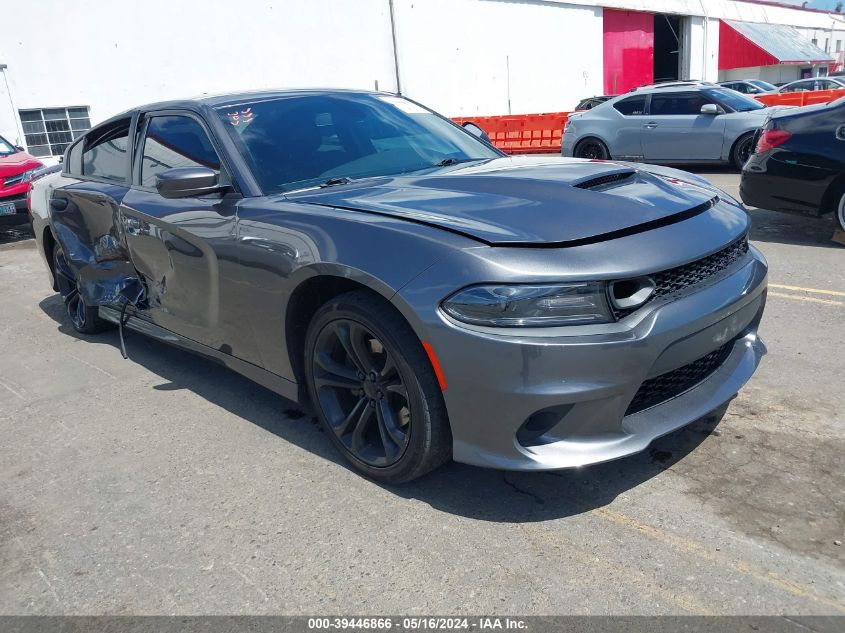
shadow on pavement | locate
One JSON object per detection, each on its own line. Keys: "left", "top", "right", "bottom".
{"left": 747, "top": 208, "right": 842, "bottom": 249}
{"left": 0, "top": 224, "right": 34, "bottom": 245}
{"left": 39, "top": 292, "right": 729, "bottom": 523}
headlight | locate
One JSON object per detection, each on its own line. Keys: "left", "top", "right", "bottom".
{"left": 20, "top": 169, "right": 39, "bottom": 183}
{"left": 441, "top": 282, "right": 614, "bottom": 327}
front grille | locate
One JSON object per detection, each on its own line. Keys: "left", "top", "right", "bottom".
{"left": 613, "top": 235, "right": 749, "bottom": 319}
{"left": 574, "top": 171, "right": 635, "bottom": 190}
{"left": 3, "top": 173, "right": 24, "bottom": 187}
{"left": 624, "top": 341, "right": 734, "bottom": 416}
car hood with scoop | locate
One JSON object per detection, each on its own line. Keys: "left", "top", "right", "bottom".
{"left": 286, "top": 157, "right": 721, "bottom": 246}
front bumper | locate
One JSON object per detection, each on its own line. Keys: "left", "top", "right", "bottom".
{"left": 561, "top": 131, "right": 576, "bottom": 157}
{"left": 411, "top": 247, "right": 767, "bottom": 471}
{"left": 0, "top": 193, "right": 30, "bottom": 226}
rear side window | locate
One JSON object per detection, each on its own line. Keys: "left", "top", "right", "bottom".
{"left": 64, "top": 140, "right": 84, "bottom": 176}
{"left": 613, "top": 95, "right": 647, "bottom": 116}
{"left": 140, "top": 115, "right": 221, "bottom": 187}
{"left": 650, "top": 93, "right": 708, "bottom": 115}
{"left": 82, "top": 119, "right": 131, "bottom": 182}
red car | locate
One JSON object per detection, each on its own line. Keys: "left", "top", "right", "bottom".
{"left": 0, "top": 134, "right": 43, "bottom": 226}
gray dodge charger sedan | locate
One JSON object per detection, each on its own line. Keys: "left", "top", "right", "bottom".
{"left": 30, "top": 89, "right": 767, "bottom": 483}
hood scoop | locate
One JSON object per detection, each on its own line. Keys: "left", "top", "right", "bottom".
{"left": 573, "top": 170, "right": 636, "bottom": 190}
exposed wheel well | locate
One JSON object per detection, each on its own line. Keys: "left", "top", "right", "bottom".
{"left": 285, "top": 276, "right": 388, "bottom": 402}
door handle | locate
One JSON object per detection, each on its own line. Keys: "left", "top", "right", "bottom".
{"left": 49, "top": 197, "right": 68, "bottom": 211}
{"left": 643, "top": 122, "right": 659, "bottom": 129}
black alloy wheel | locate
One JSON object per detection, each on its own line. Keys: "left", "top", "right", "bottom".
{"left": 312, "top": 318, "right": 411, "bottom": 467}
{"left": 304, "top": 290, "right": 451, "bottom": 483}
{"left": 575, "top": 138, "right": 610, "bottom": 160}
{"left": 733, "top": 133, "right": 755, "bottom": 169}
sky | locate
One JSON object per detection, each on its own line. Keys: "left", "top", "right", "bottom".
{"left": 772, "top": 0, "right": 842, "bottom": 9}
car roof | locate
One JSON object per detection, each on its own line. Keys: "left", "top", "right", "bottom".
{"left": 622, "top": 84, "right": 719, "bottom": 97}
{"left": 632, "top": 80, "right": 715, "bottom": 91}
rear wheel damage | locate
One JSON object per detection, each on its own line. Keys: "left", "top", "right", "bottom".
{"left": 52, "top": 243, "right": 110, "bottom": 335}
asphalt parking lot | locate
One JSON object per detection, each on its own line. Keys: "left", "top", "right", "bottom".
{"left": 0, "top": 169, "right": 843, "bottom": 615}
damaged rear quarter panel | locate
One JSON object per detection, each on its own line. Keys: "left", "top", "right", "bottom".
{"left": 50, "top": 180, "right": 144, "bottom": 308}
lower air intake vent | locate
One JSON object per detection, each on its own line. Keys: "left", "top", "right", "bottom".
{"left": 625, "top": 341, "right": 734, "bottom": 416}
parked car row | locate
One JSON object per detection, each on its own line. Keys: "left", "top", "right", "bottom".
{"left": 27, "top": 89, "right": 768, "bottom": 483}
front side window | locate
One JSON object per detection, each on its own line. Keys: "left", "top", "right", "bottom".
{"left": 216, "top": 94, "right": 500, "bottom": 194}
{"left": 140, "top": 115, "right": 222, "bottom": 188}
{"left": 82, "top": 119, "right": 131, "bottom": 182}
{"left": 613, "top": 95, "right": 647, "bottom": 116}
{"left": 19, "top": 107, "right": 92, "bottom": 157}
{"left": 649, "top": 92, "right": 710, "bottom": 116}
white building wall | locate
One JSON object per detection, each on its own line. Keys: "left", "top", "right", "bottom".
{"left": 686, "top": 16, "right": 721, "bottom": 82}
{"left": 3, "top": 0, "right": 845, "bottom": 152}
{"left": 0, "top": 0, "right": 399, "bottom": 125}
{"left": 393, "top": 0, "right": 604, "bottom": 116}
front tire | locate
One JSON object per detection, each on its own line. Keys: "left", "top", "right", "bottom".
{"left": 837, "top": 192, "right": 845, "bottom": 232}
{"left": 574, "top": 137, "right": 610, "bottom": 160}
{"left": 52, "top": 243, "right": 108, "bottom": 335}
{"left": 731, "top": 133, "right": 755, "bottom": 170}
{"left": 304, "top": 290, "right": 451, "bottom": 483}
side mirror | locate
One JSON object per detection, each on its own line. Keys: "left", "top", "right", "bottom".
{"left": 700, "top": 104, "right": 720, "bottom": 115}
{"left": 462, "top": 121, "right": 492, "bottom": 144}
{"left": 14, "top": 145, "right": 25, "bottom": 152}
{"left": 155, "top": 166, "right": 228, "bottom": 198}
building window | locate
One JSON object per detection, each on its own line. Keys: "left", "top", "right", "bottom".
{"left": 18, "top": 107, "right": 92, "bottom": 157}
{"left": 837, "top": 40, "right": 842, "bottom": 53}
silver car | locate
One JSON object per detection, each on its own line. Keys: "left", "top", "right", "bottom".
{"left": 562, "top": 85, "right": 785, "bottom": 168}
{"left": 778, "top": 77, "right": 845, "bottom": 93}
{"left": 30, "top": 90, "right": 767, "bottom": 483}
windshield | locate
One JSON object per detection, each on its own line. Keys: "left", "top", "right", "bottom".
{"left": 749, "top": 80, "right": 777, "bottom": 91}
{"left": 704, "top": 88, "right": 766, "bottom": 112}
{"left": 217, "top": 94, "right": 501, "bottom": 194}
{"left": 0, "top": 135, "right": 15, "bottom": 155}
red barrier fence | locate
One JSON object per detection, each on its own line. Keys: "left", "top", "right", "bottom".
{"left": 755, "top": 88, "right": 845, "bottom": 107}
{"left": 455, "top": 88, "right": 845, "bottom": 155}
{"left": 452, "top": 112, "right": 569, "bottom": 155}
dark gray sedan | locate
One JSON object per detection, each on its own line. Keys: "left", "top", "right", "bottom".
{"left": 31, "top": 90, "right": 767, "bottom": 482}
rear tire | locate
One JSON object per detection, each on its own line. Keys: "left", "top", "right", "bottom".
{"left": 731, "top": 133, "right": 755, "bottom": 170}
{"left": 304, "top": 290, "right": 451, "bottom": 483}
{"left": 574, "top": 138, "right": 610, "bottom": 160}
{"left": 52, "top": 243, "right": 109, "bottom": 335}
